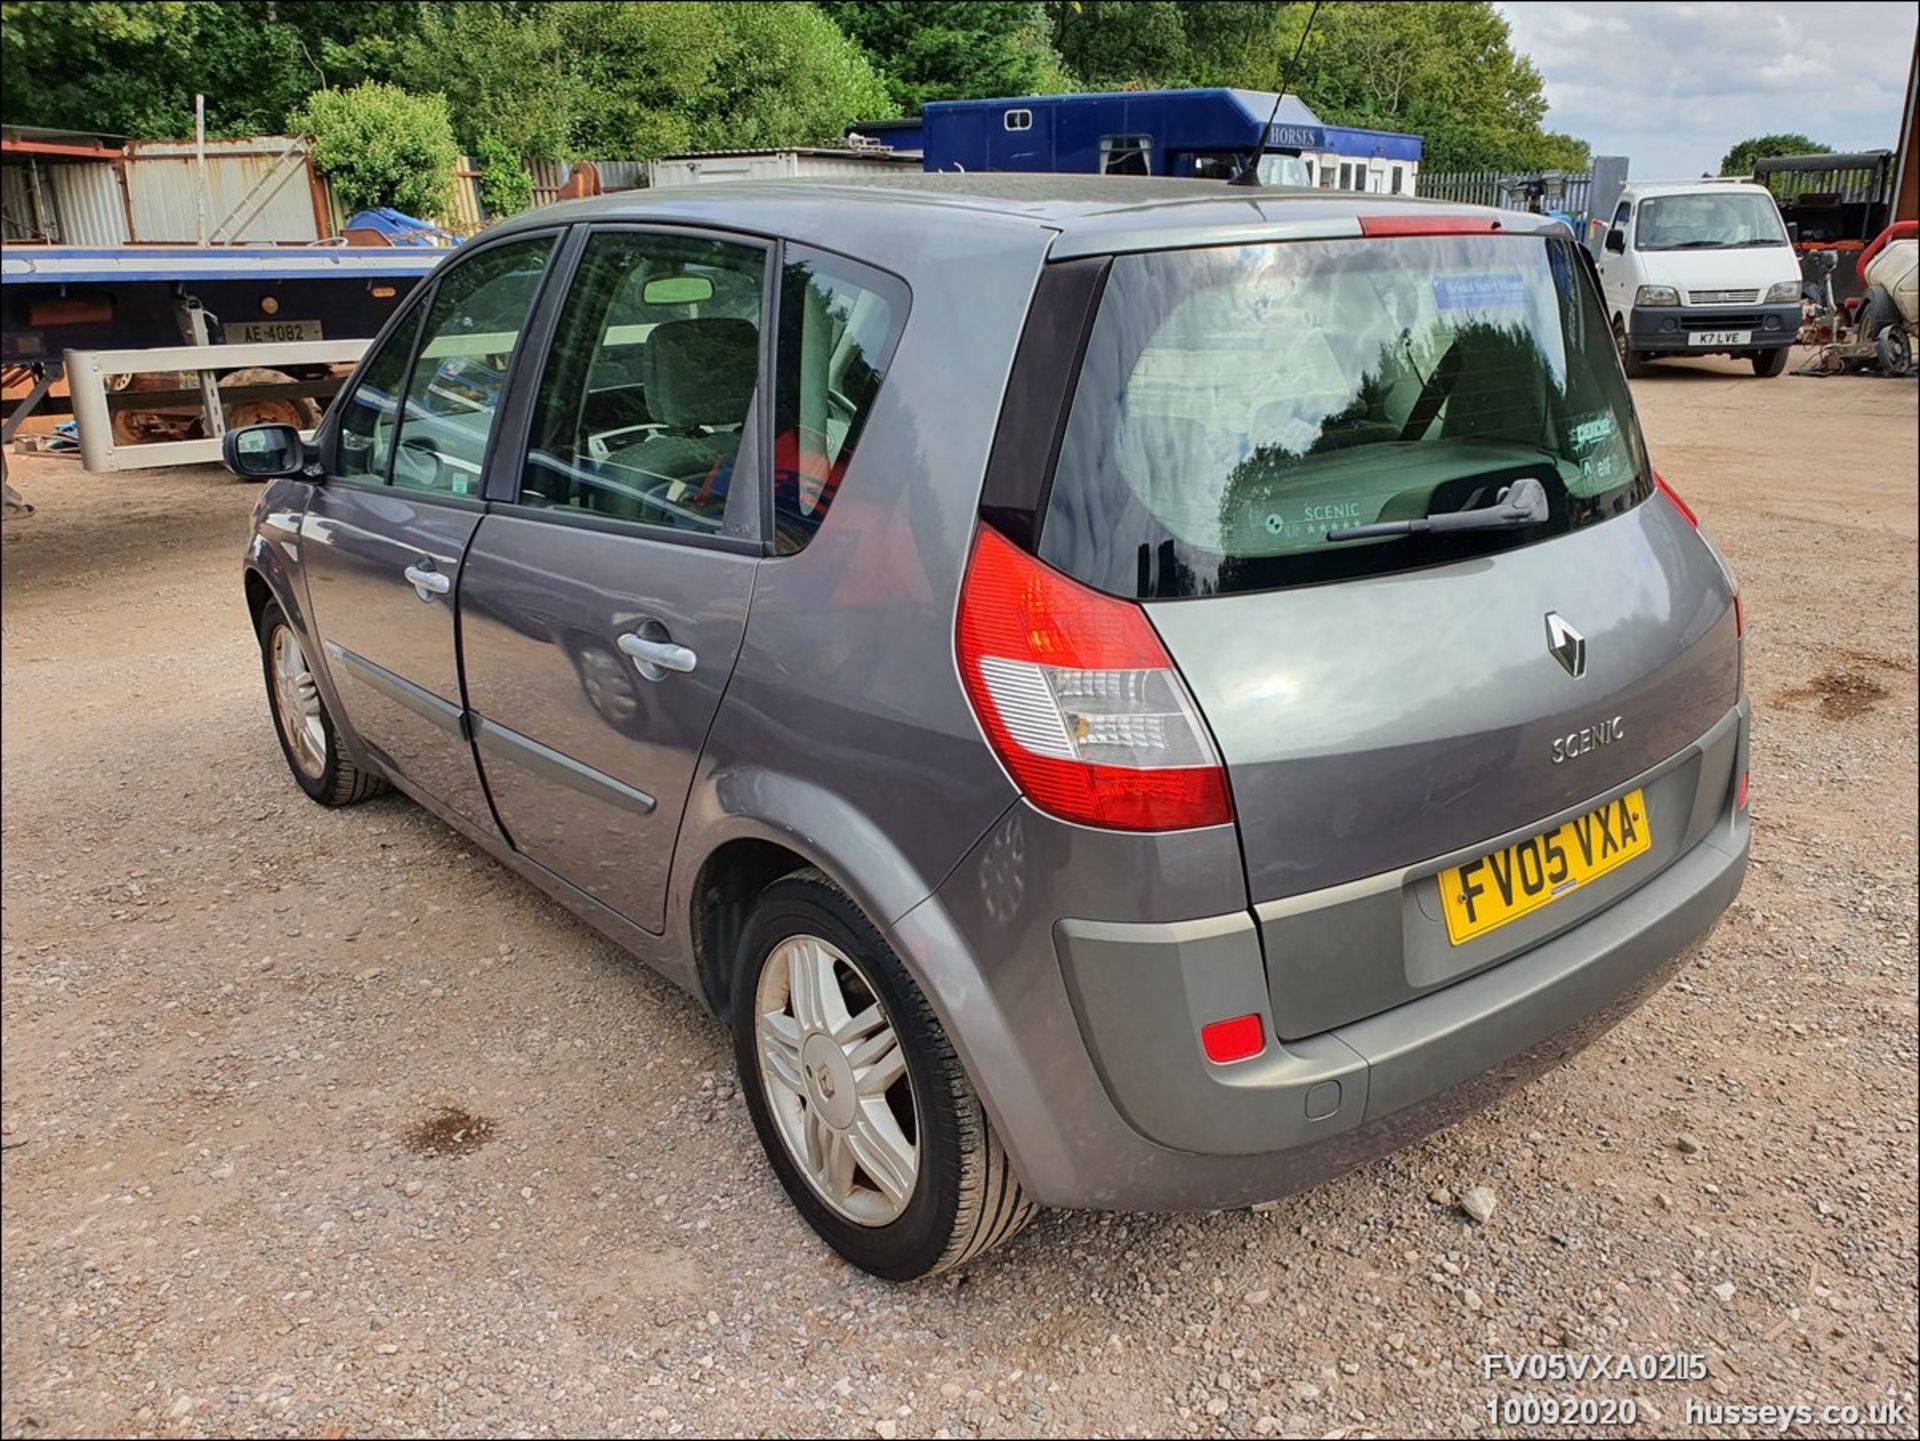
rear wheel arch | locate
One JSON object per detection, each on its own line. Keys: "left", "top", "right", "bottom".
{"left": 690, "top": 835, "right": 823, "bottom": 1025}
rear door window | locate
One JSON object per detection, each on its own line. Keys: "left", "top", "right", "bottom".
{"left": 1039, "top": 234, "right": 1651, "bottom": 598}
{"left": 519, "top": 230, "right": 768, "bottom": 538}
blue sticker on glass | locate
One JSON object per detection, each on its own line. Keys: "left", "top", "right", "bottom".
{"left": 1433, "top": 273, "right": 1531, "bottom": 311}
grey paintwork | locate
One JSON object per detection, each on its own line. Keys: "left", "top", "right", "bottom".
{"left": 241, "top": 175, "right": 1747, "bottom": 1213}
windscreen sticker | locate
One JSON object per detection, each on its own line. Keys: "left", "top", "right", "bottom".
{"left": 1432, "top": 272, "right": 1531, "bottom": 311}
{"left": 1568, "top": 413, "right": 1617, "bottom": 452}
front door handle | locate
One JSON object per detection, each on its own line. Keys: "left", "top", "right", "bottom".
{"left": 618, "top": 630, "right": 697, "bottom": 677}
{"left": 404, "top": 562, "right": 451, "bottom": 601}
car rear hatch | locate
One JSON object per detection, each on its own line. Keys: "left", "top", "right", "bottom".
{"left": 1032, "top": 227, "right": 1743, "bottom": 1036}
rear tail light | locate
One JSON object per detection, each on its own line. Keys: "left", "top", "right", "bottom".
{"left": 956, "top": 525, "right": 1233, "bottom": 831}
{"left": 1200, "top": 1013, "right": 1266, "bottom": 1064}
{"left": 1654, "top": 471, "right": 1699, "bottom": 528}
{"left": 1737, "top": 772, "right": 1750, "bottom": 810}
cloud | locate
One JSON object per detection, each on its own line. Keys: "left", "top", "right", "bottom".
{"left": 1498, "top": 1, "right": 1915, "bottom": 178}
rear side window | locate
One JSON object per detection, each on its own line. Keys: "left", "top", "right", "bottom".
{"left": 1040, "top": 234, "right": 1651, "bottom": 598}
{"left": 770, "top": 246, "right": 908, "bottom": 553}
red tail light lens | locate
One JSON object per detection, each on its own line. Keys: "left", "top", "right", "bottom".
{"left": 1736, "top": 772, "right": 1750, "bottom": 810}
{"left": 956, "top": 525, "right": 1233, "bottom": 831}
{"left": 1654, "top": 471, "right": 1699, "bottom": 528}
{"left": 1200, "top": 1013, "right": 1266, "bottom": 1065}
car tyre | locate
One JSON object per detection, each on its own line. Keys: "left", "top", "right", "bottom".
{"left": 256, "top": 597, "right": 388, "bottom": 806}
{"left": 732, "top": 870, "right": 1034, "bottom": 1280}
{"left": 1750, "top": 345, "right": 1790, "bottom": 377}
{"left": 1613, "top": 316, "right": 1649, "bottom": 377}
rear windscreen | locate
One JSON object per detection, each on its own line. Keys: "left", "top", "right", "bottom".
{"left": 1039, "top": 234, "right": 1651, "bottom": 598}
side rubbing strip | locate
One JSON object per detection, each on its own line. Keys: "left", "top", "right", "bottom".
{"left": 323, "top": 641, "right": 465, "bottom": 735}
{"left": 470, "top": 714, "right": 657, "bottom": 816}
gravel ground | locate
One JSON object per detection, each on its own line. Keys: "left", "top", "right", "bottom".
{"left": 3, "top": 354, "right": 1916, "bottom": 1439}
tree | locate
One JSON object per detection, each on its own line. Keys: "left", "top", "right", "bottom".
{"left": 0, "top": 0, "right": 313, "bottom": 137}
{"left": 700, "top": 3, "right": 897, "bottom": 149}
{"left": 293, "top": 82, "right": 459, "bottom": 220}
{"left": 473, "top": 132, "right": 534, "bottom": 218}
{"left": 825, "top": 2, "right": 1074, "bottom": 109}
{"left": 1720, "top": 133, "right": 1829, "bottom": 176}
{"left": 400, "top": 1, "right": 581, "bottom": 159}
{"left": 1048, "top": 1, "right": 1192, "bottom": 88}
{"left": 396, "top": 1, "right": 893, "bottom": 161}
{"left": 1039, "top": 1, "right": 1586, "bottom": 174}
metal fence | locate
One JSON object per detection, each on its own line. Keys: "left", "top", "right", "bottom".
{"left": 1419, "top": 169, "right": 1595, "bottom": 217}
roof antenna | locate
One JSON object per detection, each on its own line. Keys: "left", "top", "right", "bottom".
{"left": 1230, "top": 0, "right": 1324, "bottom": 188}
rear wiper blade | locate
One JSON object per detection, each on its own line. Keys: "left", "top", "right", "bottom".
{"left": 1326, "top": 476, "right": 1550, "bottom": 543}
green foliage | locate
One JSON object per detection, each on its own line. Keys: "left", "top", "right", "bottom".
{"left": 396, "top": 1, "right": 892, "bottom": 162}
{"left": 474, "top": 133, "right": 534, "bottom": 218}
{"left": 1720, "top": 133, "right": 1830, "bottom": 176}
{"left": 1048, "top": 1, "right": 1191, "bottom": 88}
{"left": 701, "top": 2, "right": 895, "bottom": 149}
{"left": 822, "top": 2, "right": 1074, "bottom": 110}
{"left": 1, "top": 0, "right": 312, "bottom": 137}
{"left": 1044, "top": 1, "right": 1586, "bottom": 174}
{"left": 293, "top": 83, "right": 458, "bottom": 220}
{"left": 3, "top": 0, "right": 1590, "bottom": 185}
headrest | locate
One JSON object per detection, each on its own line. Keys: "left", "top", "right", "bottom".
{"left": 644, "top": 317, "right": 759, "bottom": 428}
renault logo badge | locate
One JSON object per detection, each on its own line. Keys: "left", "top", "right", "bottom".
{"left": 1545, "top": 612, "right": 1587, "bottom": 679}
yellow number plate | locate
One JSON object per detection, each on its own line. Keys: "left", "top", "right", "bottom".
{"left": 1439, "top": 789, "right": 1651, "bottom": 945}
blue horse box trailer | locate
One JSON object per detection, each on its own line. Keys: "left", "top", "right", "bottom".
{"left": 853, "top": 89, "right": 1422, "bottom": 193}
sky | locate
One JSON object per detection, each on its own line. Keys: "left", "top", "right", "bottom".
{"left": 1497, "top": 1, "right": 1917, "bottom": 179}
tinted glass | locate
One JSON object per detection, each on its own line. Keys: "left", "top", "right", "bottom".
{"left": 386, "top": 237, "right": 553, "bottom": 496}
{"left": 521, "top": 231, "right": 766, "bottom": 536}
{"left": 335, "top": 306, "right": 422, "bottom": 482}
{"left": 770, "top": 247, "right": 908, "bottom": 554}
{"left": 1040, "top": 234, "right": 1651, "bottom": 598}
{"left": 1636, "top": 192, "right": 1788, "bottom": 250}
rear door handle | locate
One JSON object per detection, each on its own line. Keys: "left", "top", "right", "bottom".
{"left": 618, "top": 631, "right": 698, "bottom": 676}
{"left": 404, "top": 563, "right": 451, "bottom": 601}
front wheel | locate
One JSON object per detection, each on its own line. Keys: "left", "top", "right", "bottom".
{"left": 1614, "top": 316, "right": 1649, "bottom": 378}
{"left": 732, "top": 872, "right": 1034, "bottom": 1280}
{"left": 256, "top": 598, "right": 388, "bottom": 806}
{"left": 1751, "top": 345, "right": 1791, "bottom": 377}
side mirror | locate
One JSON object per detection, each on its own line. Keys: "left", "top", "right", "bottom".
{"left": 1604, "top": 229, "right": 1626, "bottom": 254}
{"left": 222, "top": 423, "right": 307, "bottom": 480}
{"left": 1786, "top": 221, "right": 1799, "bottom": 244}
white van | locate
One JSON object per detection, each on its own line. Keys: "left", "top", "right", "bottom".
{"left": 1596, "top": 181, "right": 1803, "bottom": 377}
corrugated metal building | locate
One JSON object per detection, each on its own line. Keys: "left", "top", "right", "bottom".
{"left": 122, "top": 136, "right": 327, "bottom": 243}
{"left": 1, "top": 125, "right": 131, "bottom": 244}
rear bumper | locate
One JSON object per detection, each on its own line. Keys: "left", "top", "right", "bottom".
{"left": 1629, "top": 303, "right": 1798, "bottom": 352}
{"left": 900, "top": 702, "right": 1749, "bottom": 1211}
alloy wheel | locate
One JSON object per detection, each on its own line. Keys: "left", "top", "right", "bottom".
{"left": 270, "top": 623, "right": 327, "bottom": 780}
{"left": 753, "top": 933, "right": 919, "bottom": 1226}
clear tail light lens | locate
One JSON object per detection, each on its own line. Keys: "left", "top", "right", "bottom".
{"left": 956, "top": 525, "right": 1233, "bottom": 831}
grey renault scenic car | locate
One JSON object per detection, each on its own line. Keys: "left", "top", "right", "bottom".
{"left": 228, "top": 175, "right": 1750, "bottom": 1280}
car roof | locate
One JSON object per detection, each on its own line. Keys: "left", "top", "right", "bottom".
{"left": 484, "top": 172, "right": 1562, "bottom": 261}
{"left": 1620, "top": 180, "right": 1774, "bottom": 199}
